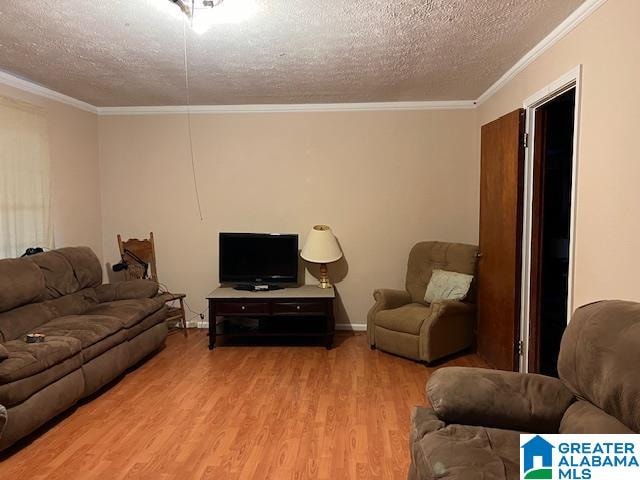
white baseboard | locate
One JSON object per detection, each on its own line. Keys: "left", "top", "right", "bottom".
{"left": 187, "top": 320, "right": 209, "bottom": 329}
{"left": 184, "top": 320, "right": 366, "bottom": 331}
{"left": 335, "top": 323, "right": 366, "bottom": 331}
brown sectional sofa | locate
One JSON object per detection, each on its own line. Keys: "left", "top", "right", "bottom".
{"left": 0, "top": 246, "right": 168, "bottom": 450}
{"left": 408, "top": 300, "right": 639, "bottom": 479}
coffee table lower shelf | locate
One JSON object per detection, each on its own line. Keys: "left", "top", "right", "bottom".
{"left": 213, "top": 317, "right": 334, "bottom": 348}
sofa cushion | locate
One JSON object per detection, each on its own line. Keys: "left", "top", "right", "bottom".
{"left": 0, "top": 336, "right": 82, "bottom": 384}
{"left": 0, "top": 302, "right": 56, "bottom": 343}
{"left": 558, "top": 300, "right": 640, "bottom": 432}
{"left": 81, "top": 342, "right": 130, "bottom": 397}
{"left": 94, "top": 280, "right": 159, "bottom": 303}
{"left": 124, "top": 306, "right": 168, "bottom": 340}
{"left": 424, "top": 269, "right": 473, "bottom": 303}
{"left": 375, "top": 303, "right": 431, "bottom": 335}
{"left": 85, "top": 297, "right": 165, "bottom": 329}
{"left": 79, "top": 328, "right": 128, "bottom": 362}
{"left": 128, "top": 322, "right": 167, "bottom": 367}
{"left": 560, "top": 401, "right": 634, "bottom": 434}
{"left": 411, "top": 411, "right": 520, "bottom": 480}
{"left": 374, "top": 326, "right": 420, "bottom": 360}
{"left": 56, "top": 247, "right": 103, "bottom": 290}
{"left": 0, "top": 353, "right": 82, "bottom": 406}
{"left": 0, "top": 369, "right": 84, "bottom": 451}
{"left": 406, "top": 242, "right": 478, "bottom": 304}
{"left": 0, "top": 289, "right": 99, "bottom": 343}
{"left": 37, "top": 315, "right": 123, "bottom": 349}
{"left": 44, "top": 288, "right": 99, "bottom": 317}
{"left": 0, "top": 257, "right": 45, "bottom": 313}
{"left": 28, "top": 250, "right": 79, "bottom": 299}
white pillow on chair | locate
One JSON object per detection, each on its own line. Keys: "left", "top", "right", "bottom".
{"left": 424, "top": 269, "right": 473, "bottom": 303}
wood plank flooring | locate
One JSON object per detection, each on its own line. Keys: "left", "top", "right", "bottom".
{"left": 0, "top": 331, "right": 487, "bottom": 480}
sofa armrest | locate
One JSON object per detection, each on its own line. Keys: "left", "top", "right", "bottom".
{"left": 95, "top": 279, "right": 159, "bottom": 303}
{"left": 429, "top": 299, "right": 475, "bottom": 317}
{"left": 372, "top": 288, "right": 412, "bottom": 309}
{"left": 427, "top": 367, "right": 575, "bottom": 433}
{"left": 157, "top": 292, "right": 186, "bottom": 303}
{"left": 410, "top": 406, "right": 445, "bottom": 445}
{"left": 419, "top": 300, "right": 475, "bottom": 362}
{"left": 367, "top": 289, "right": 412, "bottom": 345}
{"left": 423, "top": 299, "right": 476, "bottom": 335}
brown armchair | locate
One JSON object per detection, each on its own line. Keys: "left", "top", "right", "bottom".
{"left": 367, "top": 241, "right": 478, "bottom": 363}
{"left": 409, "top": 300, "right": 639, "bottom": 480}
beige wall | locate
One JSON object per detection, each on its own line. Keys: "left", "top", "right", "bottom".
{"left": 0, "top": 83, "right": 102, "bottom": 259}
{"left": 3, "top": 0, "right": 635, "bottom": 327}
{"left": 478, "top": 0, "right": 640, "bottom": 307}
{"left": 1, "top": 0, "right": 634, "bottom": 329}
{"left": 98, "top": 109, "right": 478, "bottom": 326}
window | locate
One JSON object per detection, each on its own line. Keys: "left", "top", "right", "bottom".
{"left": 0, "top": 96, "right": 53, "bottom": 259}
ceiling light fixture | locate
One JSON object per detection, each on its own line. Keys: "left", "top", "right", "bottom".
{"left": 167, "top": 0, "right": 258, "bottom": 34}
{"left": 169, "top": 0, "right": 224, "bottom": 18}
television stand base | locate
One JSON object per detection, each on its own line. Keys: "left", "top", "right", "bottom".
{"left": 207, "top": 285, "right": 335, "bottom": 349}
{"left": 233, "top": 284, "right": 284, "bottom": 292}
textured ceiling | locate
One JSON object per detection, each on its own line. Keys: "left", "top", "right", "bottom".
{"left": 0, "top": 0, "right": 585, "bottom": 106}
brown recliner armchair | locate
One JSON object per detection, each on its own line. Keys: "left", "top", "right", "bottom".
{"left": 409, "top": 300, "right": 640, "bottom": 480}
{"left": 367, "top": 241, "right": 478, "bottom": 363}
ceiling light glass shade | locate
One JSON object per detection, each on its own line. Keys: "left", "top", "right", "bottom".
{"left": 301, "top": 225, "right": 343, "bottom": 264}
{"left": 154, "top": 0, "right": 259, "bottom": 34}
{"left": 191, "top": 0, "right": 258, "bottom": 33}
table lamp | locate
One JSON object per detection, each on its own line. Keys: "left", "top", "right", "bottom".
{"left": 300, "top": 225, "right": 343, "bottom": 289}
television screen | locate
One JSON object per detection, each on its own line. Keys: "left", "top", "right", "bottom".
{"left": 219, "top": 233, "right": 299, "bottom": 284}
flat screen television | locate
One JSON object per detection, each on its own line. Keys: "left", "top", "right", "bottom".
{"left": 219, "top": 232, "right": 299, "bottom": 285}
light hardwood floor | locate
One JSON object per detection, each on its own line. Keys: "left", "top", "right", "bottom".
{"left": 0, "top": 331, "right": 486, "bottom": 480}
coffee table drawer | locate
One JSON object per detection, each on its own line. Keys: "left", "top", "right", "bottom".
{"left": 216, "top": 302, "right": 269, "bottom": 315}
{"left": 273, "top": 302, "right": 326, "bottom": 315}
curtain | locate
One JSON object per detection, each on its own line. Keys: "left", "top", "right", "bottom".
{"left": 0, "top": 96, "right": 53, "bottom": 259}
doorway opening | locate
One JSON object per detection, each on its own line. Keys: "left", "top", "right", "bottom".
{"left": 523, "top": 71, "right": 579, "bottom": 376}
{"left": 529, "top": 88, "right": 575, "bottom": 376}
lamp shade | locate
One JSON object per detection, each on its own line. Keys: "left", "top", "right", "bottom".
{"left": 300, "top": 225, "right": 342, "bottom": 264}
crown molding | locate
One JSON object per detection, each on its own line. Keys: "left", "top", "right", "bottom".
{"left": 0, "top": 69, "right": 98, "bottom": 114}
{"left": 96, "top": 100, "right": 475, "bottom": 115}
{"left": 475, "top": 0, "right": 607, "bottom": 105}
{"left": 0, "top": 68, "right": 475, "bottom": 114}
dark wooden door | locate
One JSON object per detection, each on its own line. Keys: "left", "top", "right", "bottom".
{"left": 477, "top": 109, "right": 526, "bottom": 371}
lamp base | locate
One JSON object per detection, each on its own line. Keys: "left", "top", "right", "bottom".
{"left": 317, "top": 263, "right": 332, "bottom": 289}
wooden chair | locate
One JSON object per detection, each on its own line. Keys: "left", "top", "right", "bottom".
{"left": 117, "top": 232, "right": 187, "bottom": 336}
